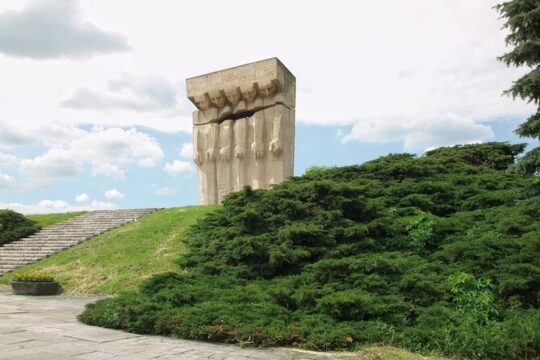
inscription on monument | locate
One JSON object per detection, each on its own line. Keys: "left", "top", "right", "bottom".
{"left": 186, "top": 58, "right": 296, "bottom": 205}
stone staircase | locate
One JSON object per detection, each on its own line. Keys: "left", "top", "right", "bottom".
{"left": 0, "top": 209, "right": 157, "bottom": 276}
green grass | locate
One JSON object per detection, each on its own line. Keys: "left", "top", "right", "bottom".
{"left": 27, "top": 212, "right": 86, "bottom": 228}
{"left": 0, "top": 206, "right": 216, "bottom": 295}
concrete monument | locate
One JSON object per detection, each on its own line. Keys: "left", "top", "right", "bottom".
{"left": 186, "top": 58, "right": 296, "bottom": 205}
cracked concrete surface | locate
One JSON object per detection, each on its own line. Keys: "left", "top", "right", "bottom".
{"left": 0, "top": 286, "right": 356, "bottom": 360}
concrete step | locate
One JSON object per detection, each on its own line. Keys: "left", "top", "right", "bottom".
{"left": 0, "top": 259, "right": 46, "bottom": 265}
{"left": 1, "top": 245, "right": 83, "bottom": 251}
{"left": 0, "top": 208, "right": 158, "bottom": 276}
{"left": 0, "top": 245, "right": 77, "bottom": 251}
{"left": 2, "top": 239, "right": 86, "bottom": 245}
{"left": 0, "top": 248, "right": 59, "bottom": 253}
{"left": 0, "top": 251, "right": 57, "bottom": 257}
{"left": 0, "top": 247, "right": 65, "bottom": 256}
{"left": 0, "top": 266, "right": 19, "bottom": 272}
{"left": 2, "top": 241, "right": 85, "bottom": 248}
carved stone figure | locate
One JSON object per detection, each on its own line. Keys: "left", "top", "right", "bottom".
{"left": 233, "top": 117, "right": 247, "bottom": 191}
{"left": 186, "top": 58, "right": 296, "bottom": 205}
{"left": 217, "top": 119, "right": 233, "bottom": 202}
{"left": 198, "top": 122, "right": 219, "bottom": 205}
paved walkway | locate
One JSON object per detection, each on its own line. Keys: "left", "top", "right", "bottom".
{"left": 0, "top": 286, "right": 354, "bottom": 360}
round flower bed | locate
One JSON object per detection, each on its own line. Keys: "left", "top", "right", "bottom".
{"left": 10, "top": 273, "right": 60, "bottom": 296}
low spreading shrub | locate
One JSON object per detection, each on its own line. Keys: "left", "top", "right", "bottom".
{"left": 79, "top": 143, "right": 540, "bottom": 359}
{"left": 0, "top": 209, "right": 41, "bottom": 246}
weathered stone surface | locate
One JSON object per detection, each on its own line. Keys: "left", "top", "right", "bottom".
{"left": 186, "top": 58, "right": 296, "bottom": 205}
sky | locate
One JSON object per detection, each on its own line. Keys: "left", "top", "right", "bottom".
{"left": 0, "top": 0, "right": 536, "bottom": 213}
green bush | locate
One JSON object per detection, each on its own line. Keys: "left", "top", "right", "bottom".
{"left": 79, "top": 143, "right": 540, "bottom": 359}
{"left": 0, "top": 209, "right": 41, "bottom": 246}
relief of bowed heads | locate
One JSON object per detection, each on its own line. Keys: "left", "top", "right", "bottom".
{"left": 241, "top": 79, "right": 284, "bottom": 159}
{"left": 227, "top": 86, "right": 247, "bottom": 160}
{"left": 191, "top": 93, "right": 216, "bottom": 165}
{"left": 261, "top": 79, "right": 284, "bottom": 158}
{"left": 242, "top": 83, "right": 265, "bottom": 160}
{"left": 192, "top": 79, "right": 285, "bottom": 166}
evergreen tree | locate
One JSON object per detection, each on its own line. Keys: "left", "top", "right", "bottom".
{"left": 497, "top": 0, "right": 540, "bottom": 174}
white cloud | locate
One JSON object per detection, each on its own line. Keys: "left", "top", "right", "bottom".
{"left": 61, "top": 74, "right": 180, "bottom": 113}
{"left": 69, "top": 127, "right": 164, "bottom": 165}
{"left": 0, "top": 119, "right": 35, "bottom": 148}
{"left": 164, "top": 160, "right": 193, "bottom": 177}
{"left": 0, "top": 0, "right": 129, "bottom": 60}
{"left": 179, "top": 142, "right": 193, "bottom": 158}
{"left": 0, "top": 200, "right": 118, "bottom": 214}
{"left": 104, "top": 188, "right": 124, "bottom": 200}
{"left": 14, "top": 125, "right": 163, "bottom": 183}
{"left": 20, "top": 148, "right": 82, "bottom": 179}
{"left": 75, "top": 193, "right": 89, "bottom": 202}
{"left": 38, "top": 121, "right": 86, "bottom": 147}
{"left": 88, "top": 201, "right": 118, "bottom": 210}
{"left": 0, "top": 172, "right": 16, "bottom": 188}
{"left": 0, "top": 152, "right": 18, "bottom": 165}
{"left": 91, "top": 162, "right": 126, "bottom": 181}
{"left": 138, "top": 157, "right": 157, "bottom": 167}
{"left": 155, "top": 186, "right": 173, "bottom": 196}
{"left": 343, "top": 114, "right": 495, "bottom": 152}
{"left": 36, "top": 199, "right": 69, "bottom": 210}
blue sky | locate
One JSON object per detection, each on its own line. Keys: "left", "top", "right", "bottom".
{"left": 0, "top": 0, "right": 536, "bottom": 213}
{"left": 1, "top": 119, "right": 534, "bottom": 212}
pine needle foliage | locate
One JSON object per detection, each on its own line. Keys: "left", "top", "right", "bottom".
{"left": 497, "top": 0, "right": 540, "bottom": 174}
{"left": 80, "top": 143, "right": 540, "bottom": 359}
{"left": 0, "top": 209, "right": 40, "bottom": 246}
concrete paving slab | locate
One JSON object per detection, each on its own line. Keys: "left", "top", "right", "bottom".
{"left": 0, "top": 285, "right": 350, "bottom": 359}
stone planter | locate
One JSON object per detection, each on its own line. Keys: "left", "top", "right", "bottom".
{"left": 10, "top": 281, "right": 60, "bottom": 296}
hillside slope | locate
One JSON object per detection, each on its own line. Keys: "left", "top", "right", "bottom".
{"left": 79, "top": 143, "right": 539, "bottom": 360}
{"left": 0, "top": 206, "right": 215, "bottom": 295}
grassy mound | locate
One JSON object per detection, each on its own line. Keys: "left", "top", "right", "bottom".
{"left": 0, "top": 207, "right": 214, "bottom": 295}
{"left": 0, "top": 210, "right": 40, "bottom": 246}
{"left": 79, "top": 143, "right": 539, "bottom": 359}
{"left": 27, "top": 211, "right": 85, "bottom": 228}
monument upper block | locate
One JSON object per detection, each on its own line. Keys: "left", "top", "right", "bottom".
{"left": 186, "top": 58, "right": 296, "bottom": 110}
{"left": 186, "top": 58, "right": 296, "bottom": 205}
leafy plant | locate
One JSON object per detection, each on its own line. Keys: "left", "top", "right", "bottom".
{"left": 387, "top": 209, "right": 437, "bottom": 252}
{"left": 448, "top": 272, "right": 498, "bottom": 324}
